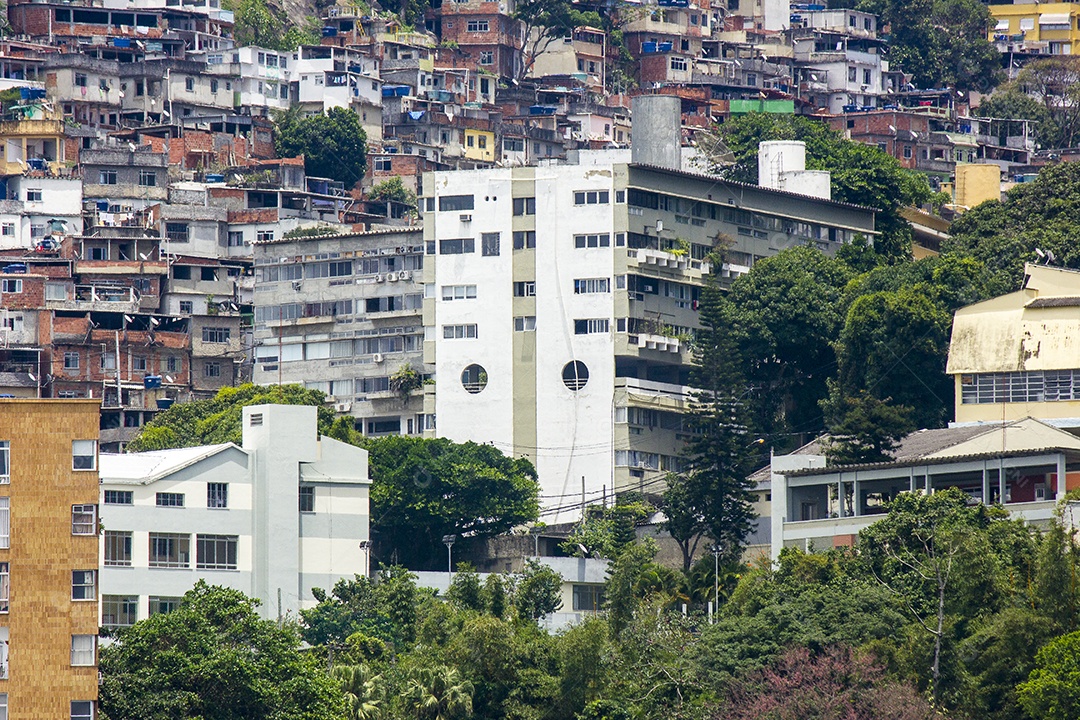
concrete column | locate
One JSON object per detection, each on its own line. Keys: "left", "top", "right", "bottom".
{"left": 770, "top": 470, "right": 788, "bottom": 561}
{"left": 1057, "top": 453, "right": 1068, "bottom": 502}
{"left": 982, "top": 464, "right": 990, "bottom": 505}
{"left": 998, "top": 463, "right": 1006, "bottom": 504}
{"left": 853, "top": 471, "right": 861, "bottom": 517}
{"left": 837, "top": 472, "right": 845, "bottom": 517}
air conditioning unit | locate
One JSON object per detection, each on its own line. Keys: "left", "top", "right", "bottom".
{"left": 398, "top": 270, "right": 411, "bottom": 280}
{"left": 387, "top": 271, "right": 399, "bottom": 282}
{"left": 334, "top": 401, "right": 352, "bottom": 413}
{"left": 375, "top": 274, "right": 385, "bottom": 282}
{"left": 373, "top": 352, "right": 385, "bottom": 363}
{"left": 291, "top": 281, "right": 302, "bottom": 291}
{"left": 396, "top": 246, "right": 407, "bottom": 254}
{"left": 459, "top": 213, "right": 472, "bottom": 222}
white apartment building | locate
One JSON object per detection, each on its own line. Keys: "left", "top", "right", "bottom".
{"left": 422, "top": 143, "right": 876, "bottom": 521}
{"left": 232, "top": 46, "right": 293, "bottom": 112}
{"left": 97, "top": 404, "right": 370, "bottom": 624}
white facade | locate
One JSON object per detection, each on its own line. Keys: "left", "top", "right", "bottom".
{"left": 0, "top": 177, "right": 83, "bottom": 248}
{"left": 98, "top": 404, "right": 370, "bottom": 623}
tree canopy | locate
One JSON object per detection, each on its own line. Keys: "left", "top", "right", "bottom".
{"left": 275, "top": 107, "right": 369, "bottom": 187}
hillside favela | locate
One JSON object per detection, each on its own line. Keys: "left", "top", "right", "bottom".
{"left": 6, "top": 0, "right": 1080, "bottom": 715}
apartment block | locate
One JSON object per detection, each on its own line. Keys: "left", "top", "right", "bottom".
{"left": 98, "top": 404, "right": 370, "bottom": 623}
{"left": 251, "top": 229, "right": 428, "bottom": 436}
{"left": 0, "top": 398, "right": 101, "bottom": 720}
{"left": 421, "top": 98, "right": 876, "bottom": 519}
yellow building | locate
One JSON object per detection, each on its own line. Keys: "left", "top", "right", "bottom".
{"left": 947, "top": 264, "right": 1080, "bottom": 426}
{"left": 989, "top": 3, "right": 1080, "bottom": 54}
{"left": 463, "top": 128, "right": 496, "bottom": 163}
{"left": 0, "top": 107, "right": 67, "bottom": 177}
{"left": 0, "top": 399, "right": 100, "bottom": 719}
{"left": 953, "top": 163, "right": 1001, "bottom": 211}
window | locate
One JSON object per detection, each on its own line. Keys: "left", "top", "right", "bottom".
{"left": 70, "top": 635, "right": 96, "bottom": 666}
{"left": 374, "top": 158, "right": 392, "bottom": 171}
{"left": 513, "top": 281, "right": 536, "bottom": 297}
{"left": 167, "top": 356, "right": 181, "bottom": 373}
{"left": 903, "top": 145, "right": 912, "bottom": 159}
{"left": 75, "top": 73, "right": 88, "bottom": 87}
{"left": 514, "top": 316, "right": 536, "bottom": 331}
{"left": 205, "top": 362, "right": 221, "bottom": 378}
{"left": 574, "top": 234, "right": 610, "bottom": 248}
{"left": 461, "top": 364, "right": 488, "bottom": 393}
{"left": 104, "top": 531, "right": 132, "bottom": 566}
{"left": 71, "top": 570, "right": 96, "bottom": 600}
{"left": 102, "top": 595, "right": 138, "bottom": 626}
{"left": 573, "top": 190, "right": 609, "bottom": 205}
{"left": 563, "top": 361, "right": 589, "bottom": 390}
{"left": 513, "top": 231, "right": 536, "bottom": 249}
{"left": 863, "top": 69, "right": 871, "bottom": 85}
{"left": 299, "top": 486, "right": 315, "bottom": 512}
{"left": 156, "top": 492, "right": 184, "bottom": 507}
{"left": 439, "top": 238, "right": 474, "bottom": 254}
{"left": 185, "top": 76, "right": 195, "bottom": 92}
{"left": 101, "top": 353, "right": 116, "bottom": 371}
{"left": 104, "top": 490, "right": 133, "bottom": 505}
{"left": 149, "top": 596, "right": 181, "bottom": 615}
{"left": 438, "top": 195, "right": 474, "bottom": 211}
{"left": 513, "top": 197, "right": 536, "bottom": 216}
{"left": 210, "top": 78, "right": 218, "bottom": 93}
{"left": 64, "top": 352, "right": 79, "bottom": 369}
{"left": 574, "top": 318, "right": 609, "bottom": 334}
{"left": 179, "top": 300, "right": 193, "bottom": 314}
{"left": 227, "top": 231, "right": 244, "bottom": 247}
{"left": 481, "top": 232, "right": 500, "bottom": 256}
{"left": 670, "top": 56, "right": 688, "bottom": 71}
{"left": 71, "top": 505, "right": 96, "bottom": 535}
{"left": 72, "top": 440, "right": 96, "bottom": 471}
{"left": 0, "top": 563, "right": 7, "bottom": 612}
{"left": 256, "top": 230, "right": 274, "bottom": 242}
{"left": 202, "top": 327, "right": 230, "bottom": 343}
{"left": 0, "top": 499, "right": 7, "bottom": 549}
{"left": 441, "top": 285, "right": 477, "bottom": 301}
{"left": 0, "top": 223, "right": 12, "bottom": 237}
{"left": 138, "top": 170, "right": 157, "bottom": 187}
{"left": 443, "top": 324, "right": 478, "bottom": 339}
{"left": 573, "top": 584, "right": 604, "bottom": 611}
{"left": 149, "top": 533, "right": 190, "bottom": 567}
{"left": 203, "top": 483, "right": 229, "bottom": 509}
{"left": 467, "top": 19, "right": 489, "bottom": 31}
{"left": 25, "top": 189, "right": 42, "bottom": 202}
{"left": 574, "top": 278, "right": 610, "bottom": 294}
{"left": 1, "top": 279, "right": 21, "bottom": 293}
{"left": 71, "top": 701, "right": 94, "bottom": 720}
{"left": 98, "top": 170, "right": 117, "bottom": 185}
{"left": 0, "top": 443, "right": 7, "bottom": 484}
{"left": 165, "top": 222, "right": 189, "bottom": 242}
{"left": 132, "top": 356, "right": 147, "bottom": 372}
{"left": 196, "top": 534, "right": 238, "bottom": 570}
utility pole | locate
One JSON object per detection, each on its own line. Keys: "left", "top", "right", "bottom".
{"left": 711, "top": 544, "right": 721, "bottom": 622}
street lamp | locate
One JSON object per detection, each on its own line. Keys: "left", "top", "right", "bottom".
{"left": 442, "top": 534, "right": 457, "bottom": 579}
{"left": 359, "top": 539, "right": 372, "bottom": 578}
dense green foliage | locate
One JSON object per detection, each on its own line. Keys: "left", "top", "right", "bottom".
{"left": 99, "top": 582, "right": 346, "bottom": 720}
{"left": 979, "top": 58, "right": 1080, "bottom": 150}
{"left": 275, "top": 106, "right": 368, "bottom": 187}
{"left": 230, "top": 0, "right": 320, "bottom": 49}
{"left": 129, "top": 386, "right": 540, "bottom": 570}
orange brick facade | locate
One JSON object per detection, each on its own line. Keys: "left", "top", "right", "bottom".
{"left": 0, "top": 399, "right": 100, "bottom": 719}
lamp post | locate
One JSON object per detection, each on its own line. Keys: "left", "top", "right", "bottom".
{"left": 442, "top": 534, "right": 457, "bottom": 580}
{"left": 359, "top": 539, "right": 372, "bottom": 578}
{"left": 711, "top": 544, "right": 722, "bottom": 622}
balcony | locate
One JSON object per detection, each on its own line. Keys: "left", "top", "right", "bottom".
{"left": 634, "top": 332, "right": 681, "bottom": 354}
{"left": 46, "top": 285, "right": 140, "bottom": 313}
{"left": 627, "top": 248, "right": 711, "bottom": 280}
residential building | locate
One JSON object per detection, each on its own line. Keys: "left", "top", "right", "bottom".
{"left": 769, "top": 417, "right": 1080, "bottom": 557}
{"left": 433, "top": 0, "right": 524, "bottom": 81}
{"left": 989, "top": 3, "right": 1080, "bottom": 57}
{"left": 0, "top": 398, "right": 101, "bottom": 720}
{"left": 251, "top": 228, "right": 428, "bottom": 435}
{"left": 791, "top": 8, "right": 891, "bottom": 113}
{"left": 947, "top": 263, "right": 1080, "bottom": 428}
{"left": 98, "top": 403, "right": 370, "bottom": 623}
{"left": 421, "top": 96, "right": 876, "bottom": 521}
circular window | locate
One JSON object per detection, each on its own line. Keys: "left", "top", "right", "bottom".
{"left": 461, "top": 364, "right": 488, "bottom": 394}
{"left": 562, "top": 361, "right": 589, "bottom": 391}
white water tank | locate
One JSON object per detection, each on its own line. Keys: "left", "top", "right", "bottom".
{"left": 758, "top": 140, "right": 807, "bottom": 189}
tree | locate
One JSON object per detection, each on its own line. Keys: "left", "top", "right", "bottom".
{"left": 976, "top": 86, "right": 1051, "bottom": 148}
{"left": 1017, "top": 630, "right": 1080, "bottom": 720}
{"left": 514, "top": 0, "right": 600, "bottom": 80}
{"left": 1017, "top": 57, "right": 1080, "bottom": 150}
{"left": 128, "top": 383, "right": 333, "bottom": 451}
{"left": 402, "top": 666, "right": 475, "bottom": 720}
{"left": 358, "top": 435, "right": 539, "bottom": 569}
{"left": 232, "top": 0, "right": 319, "bottom": 50}
{"left": 822, "top": 393, "right": 915, "bottom": 465}
{"left": 369, "top": 176, "right": 418, "bottom": 208}
{"left": 675, "top": 280, "right": 759, "bottom": 566}
{"left": 447, "top": 563, "right": 485, "bottom": 613}
{"left": 827, "top": 286, "right": 953, "bottom": 430}
{"left": 514, "top": 560, "right": 564, "bottom": 621}
{"left": 334, "top": 665, "right": 385, "bottom": 720}
{"left": 99, "top": 582, "right": 345, "bottom": 720}
{"left": 301, "top": 568, "right": 419, "bottom": 651}
{"left": 721, "top": 645, "right": 937, "bottom": 720}
{"left": 483, "top": 573, "right": 508, "bottom": 618}
{"left": 275, "top": 106, "right": 368, "bottom": 187}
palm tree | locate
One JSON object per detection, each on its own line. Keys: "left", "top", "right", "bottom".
{"left": 403, "top": 665, "right": 474, "bottom": 720}
{"left": 333, "top": 664, "right": 384, "bottom": 720}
